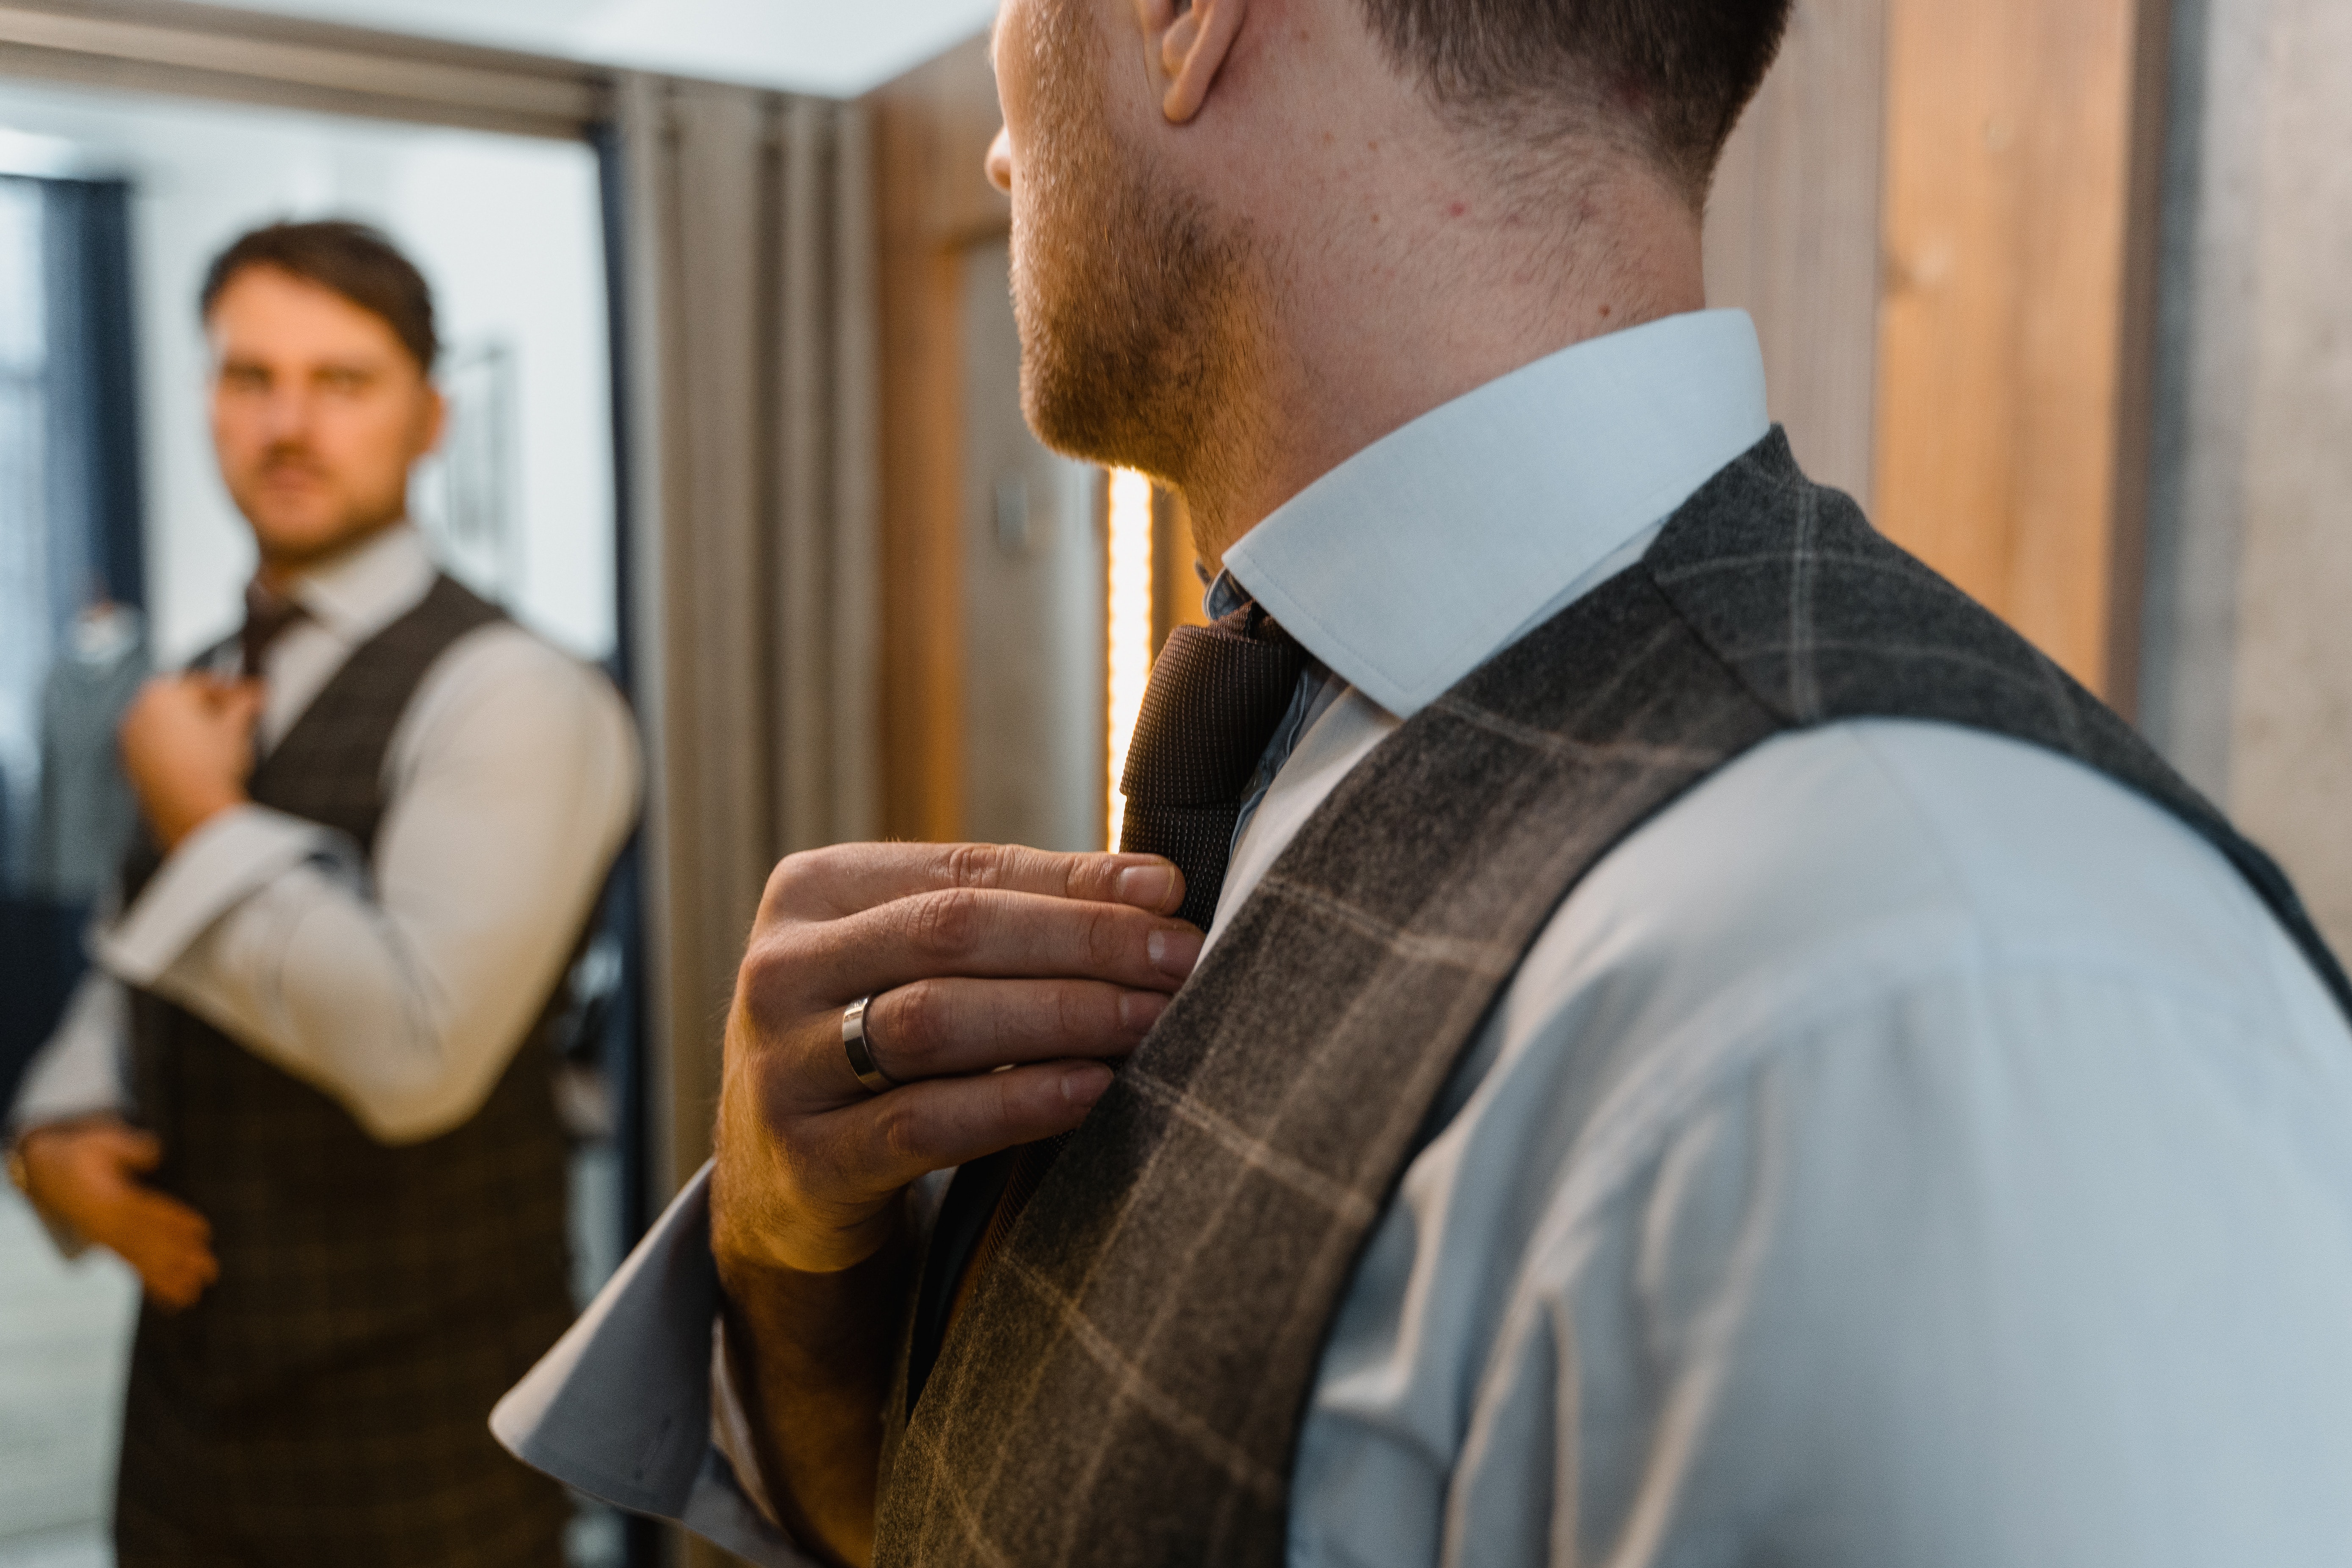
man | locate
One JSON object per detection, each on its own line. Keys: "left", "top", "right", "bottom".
{"left": 497, "top": 0, "right": 2352, "bottom": 1564}
{"left": 6, "top": 221, "right": 639, "bottom": 1566}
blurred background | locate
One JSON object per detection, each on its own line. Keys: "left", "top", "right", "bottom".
{"left": 0, "top": 0, "right": 2344, "bottom": 1564}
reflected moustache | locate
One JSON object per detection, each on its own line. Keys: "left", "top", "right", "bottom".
{"left": 257, "top": 446, "right": 329, "bottom": 483}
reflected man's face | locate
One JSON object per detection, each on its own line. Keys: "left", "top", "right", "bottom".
{"left": 205, "top": 266, "right": 443, "bottom": 571}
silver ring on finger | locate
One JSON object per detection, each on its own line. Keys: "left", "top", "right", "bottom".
{"left": 842, "top": 995, "right": 900, "bottom": 1095}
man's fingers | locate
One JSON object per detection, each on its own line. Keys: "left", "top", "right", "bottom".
{"left": 130, "top": 1191, "right": 213, "bottom": 1247}
{"left": 834, "top": 1061, "right": 1114, "bottom": 1195}
{"left": 714, "top": 839, "right": 1196, "bottom": 1273}
{"left": 849, "top": 978, "right": 1166, "bottom": 1090}
{"left": 762, "top": 842, "right": 1186, "bottom": 923}
{"left": 218, "top": 678, "right": 265, "bottom": 729}
{"left": 141, "top": 1248, "right": 217, "bottom": 1312}
{"left": 138, "top": 1233, "right": 219, "bottom": 1277}
{"left": 144, "top": 1275, "right": 194, "bottom": 1311}
{"left": 773, "top": 889, "right": 1202, "bottom": 1012}
{"left": 108, "top": 1126, "right": 165, "bottom": 1172}
{"left": 112, "top": 1194, "right": 220, "bottom": 1312}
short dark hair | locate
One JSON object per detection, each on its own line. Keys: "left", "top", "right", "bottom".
{"left": 200, "top": 219, "right": 438, "bottom": 371}
{"left": 1358, "top": 0, "right": 1794, "bottom": 199}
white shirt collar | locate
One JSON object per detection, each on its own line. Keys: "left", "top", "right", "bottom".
{"left": 280, "top": 521, "right": 438, "bottom": 645}
{"left": 1221, "top": 308, "right": 1770, "bottom": 719}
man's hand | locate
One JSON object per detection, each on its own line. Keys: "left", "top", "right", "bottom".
{"left": 712, "top": 842, "right": 1197, "bottom": 1276}
{"left": 16, "top": 1118, "right": 219, "bottom": 1310}
{"left": 119, "top": 674, "right": 263, "bottom": 852}
{"left": 709, "top": 842, "right": 1200, "bottom": 1566}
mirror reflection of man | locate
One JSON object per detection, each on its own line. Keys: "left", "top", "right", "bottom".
{"left": 3, "top": 221, "right": 639, "bottom": 1568}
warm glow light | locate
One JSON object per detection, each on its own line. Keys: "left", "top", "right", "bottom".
{"left": 1106, "top": 469, "right": 1155, "bottom": 850}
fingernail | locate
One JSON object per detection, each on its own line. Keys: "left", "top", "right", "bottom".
{"left": 1147, "top": 926, "right": 1202, "bottom": 978}
{"left": 1062, "top": 1064, "right": 1113, "bottom": 1106}
{"left": 1116, "top": 863, "right": 1176, "bottom": 908}
{"left": 1119, "top": 991, "right": 1169, "bottom": 1032}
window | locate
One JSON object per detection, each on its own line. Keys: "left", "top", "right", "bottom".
{"left": 0, "top": 177, "right": 49, "bottom": 887}
{"left": 0, "top": 171, "right": 146, "bottom": 1113}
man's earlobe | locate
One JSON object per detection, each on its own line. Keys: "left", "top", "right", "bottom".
{"left": 1143, "top": 0, "right": 1246, "bottom": 124}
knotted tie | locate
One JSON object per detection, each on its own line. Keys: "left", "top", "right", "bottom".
{"left": 905, "top": 601, "right": 1308, "bottom": 1405}
{"left": 239, "top": 580, "right": 306, "bottom": 679}
{"left": 1117, "top": 601, "right": 1312, "bottom": 927}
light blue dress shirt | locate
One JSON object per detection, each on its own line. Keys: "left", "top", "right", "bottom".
{"left": 496, "top": 311, "right": 2352, "bottom": 1567}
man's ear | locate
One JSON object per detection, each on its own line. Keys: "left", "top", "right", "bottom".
{"left": 1138, "top": 0, "right": 1248, "bottom": 124}
{"left": 417, "top": 383, "right": 449, "bottom": 458}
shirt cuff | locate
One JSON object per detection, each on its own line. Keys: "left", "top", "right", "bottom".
{"left": 8, "top": 973, "right": 129, "bottom": 1135}
{"left": 490, "top": 1164, "right": 815, "bottom": 1567}
{"left": 14, "top": 1180, "right": 93, "bottom": 1260}
{"left": 8, "top": 1129, "right": 93, "bottom": 1259}
{"left": 712, "top": 1315, "right": 785, "bottom": 1531}
{"left": 97, "top": 805, "right": 341, "bottom": 987}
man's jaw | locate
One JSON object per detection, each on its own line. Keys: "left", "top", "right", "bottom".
{"left": 249, "top": 500, "right": 408, "bottom": 586}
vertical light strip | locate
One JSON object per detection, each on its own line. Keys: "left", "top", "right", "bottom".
{"left": 1105, "top": 469, "right": 1155, "bottom": 849}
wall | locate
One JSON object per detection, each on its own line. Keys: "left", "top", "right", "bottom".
{"left": 1703, "top": 0, "right": 1885, "bottom": 509}
{"left": 2143, "top": 0, "right": 2352, "bottom": 952}
{"left": 872, "top": 32, "right": 1013, "bottom": 845}
{"left": 0, "top": 79, "right": 615, "bottom": 665}
{"left": 1871, "top": 0, "right": 2167, "bottom": 701}
{"left": 959, "top": 238, "right": 1104, "bottom": 855}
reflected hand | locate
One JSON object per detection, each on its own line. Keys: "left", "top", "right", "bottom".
{"left": 17, "top": 1117, "right": 219, "bottom": 1310}
{"left": 119, "top": 674, "right": 263, "bottom": 851}
{"left": 711, "top": 843, "right": 1200, "bottom": 1279}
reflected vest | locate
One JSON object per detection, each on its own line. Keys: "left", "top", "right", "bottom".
{"left": 123, "top": 575, "right": 574, "bottom": 1414}
{"left": 871, "top": 430, "right": 2352, "bottom": 1567}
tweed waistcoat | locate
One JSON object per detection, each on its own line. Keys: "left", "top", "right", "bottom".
{"left": 116, "top": 574, "right": 573, "bottom": 1566}
{"left": 872, "top": 431, "right": 2352, "bottom": 1568}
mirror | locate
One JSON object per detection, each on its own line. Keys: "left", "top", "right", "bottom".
{"left": 0, "top": 76, "right": 625, "bottom": 1568}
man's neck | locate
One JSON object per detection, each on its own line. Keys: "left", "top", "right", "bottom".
{"left": 255, "top": 514, "right": 407, "bottom": 596}
{"left": 1173, "top": 159, "right": 1707, "bottom": 568}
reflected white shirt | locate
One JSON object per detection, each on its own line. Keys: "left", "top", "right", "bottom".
{"left": 494, "top": 311, "right": 2352, "bottom": 1567}
{"left": 9, "top": 524, "right": 641, "bottom": 1151}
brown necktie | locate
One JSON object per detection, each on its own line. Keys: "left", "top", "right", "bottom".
{"left": 904, "top": 602, "right": 1308, "bottom": 1406}
{"left": 239, "top": 581, "right": 306, "bottom": 679}
{"left": 1115, "top": 601, "right": 1313, "bottom": 926}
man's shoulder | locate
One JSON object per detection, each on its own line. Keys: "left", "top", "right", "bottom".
{"left": 436, "top": 615, "right": 616, "bottom": 690}
{"left": 1547, "top": 715, "right": 2301, "bottom": 1042}
{"left": 1471, "top": 714, "right": 2345, "bottom": 1263}
{"left": 394, "top": 619, "right": 635, "bottom": 772}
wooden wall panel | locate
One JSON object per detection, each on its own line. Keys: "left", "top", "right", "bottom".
{"left": 871, "top": 35, "right": 1009, "bottom": 843}
{"left": 1874, "top": 0, "right": 2167, "bottom": 700}
{"left": 1704, "top": 0, "right": 1888, "bottom": 508}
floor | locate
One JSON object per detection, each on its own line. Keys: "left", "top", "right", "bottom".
{"left": 0, "top": 1186, "right": 136, "bottom": 1565}
{"left": 0, "top": 1528, "right": 110, "bottom": 1568}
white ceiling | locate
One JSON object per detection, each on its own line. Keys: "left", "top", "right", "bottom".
{"left": 189, "top": 0, "right": 1000, "bottom": 98}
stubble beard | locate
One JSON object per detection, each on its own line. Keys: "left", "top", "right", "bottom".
{"left": 1010, "top": 11, "right": 1266, "bottom": 509}
{"left": 233, "top": 440, "right": 411, "bottom": 573}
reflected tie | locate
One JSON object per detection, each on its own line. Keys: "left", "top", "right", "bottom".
{"left": 239, "top": 580, "right": 306, "bottom": 680}
{"left": 906, "top": 602, "right": 1308, "bottom": 1404}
